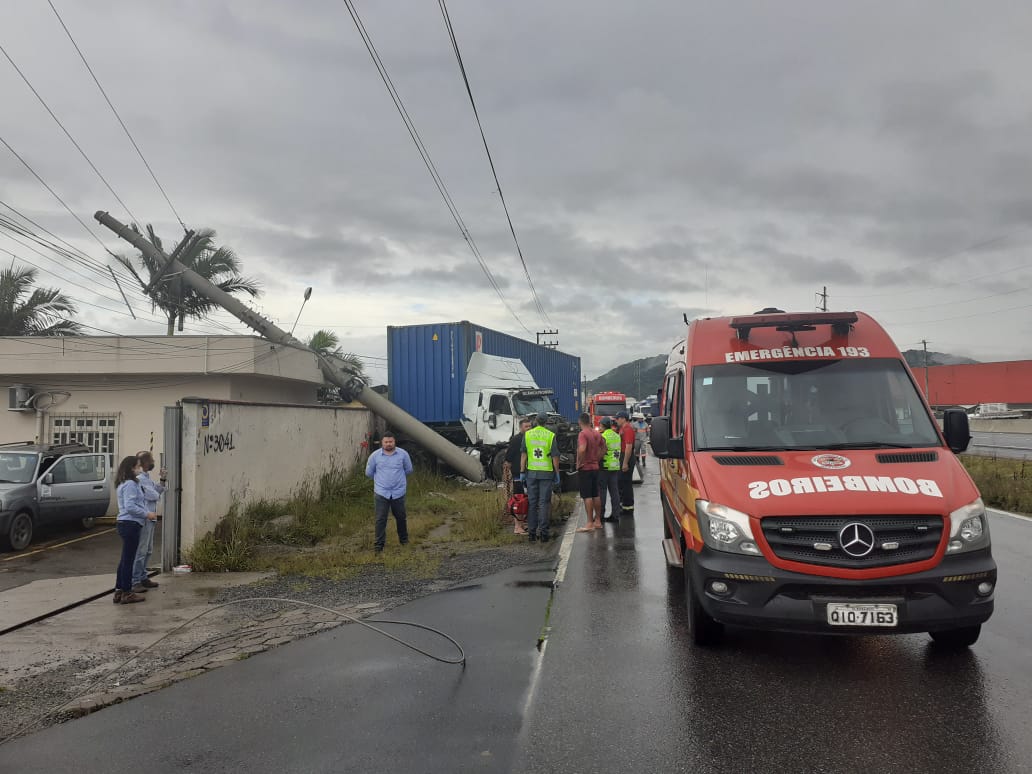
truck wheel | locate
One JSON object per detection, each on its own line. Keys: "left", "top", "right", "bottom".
{"left": 80, "top": 517, "right": 97, "bottom": 530}
{"left": 683, "top": 549, "right": 724, "bottom": 646}
{"left": 6, "top": 512, "right": 33, "bottom": 552}
{"left": 929, "top": 625, "right": 981, "bottom": 650}
{"left": 490, "top": 450, "right": 507, "bottom": 482}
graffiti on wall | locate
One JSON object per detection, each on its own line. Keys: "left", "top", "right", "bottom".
{"left": 203, "top": 432, "right": 236, "bottom": 455}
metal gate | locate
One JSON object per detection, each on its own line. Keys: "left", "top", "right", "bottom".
{"left": 162, "top": 405, "right": 183, "bottom": 572}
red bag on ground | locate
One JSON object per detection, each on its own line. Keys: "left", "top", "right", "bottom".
{"left": 507, "top": 493, "right": 528, "bottom": 520}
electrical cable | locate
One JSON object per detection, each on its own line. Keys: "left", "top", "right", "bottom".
{"left": 437, "top": 0, "right": 550, "bottom": 326}
{"left": 0, "top": 132, "right": 124, "bottom": 263}
{"left": 47, "top": 0, "right": 187, "bottom": 232}
{"left": 340, "top": 0, "right": 530, "bottom": 334}
{"left": 0, "top": 596, "right": 465, "bottom": 745}
{"left": 0, "top": 42, "right": 139, "bottom": 225}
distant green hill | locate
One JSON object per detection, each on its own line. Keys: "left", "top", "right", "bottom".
{"left": 901, "top": 349, "right": 978, "bottom": 368}
{"left": 586, "top": 355, "right": 666, "bottom": 400}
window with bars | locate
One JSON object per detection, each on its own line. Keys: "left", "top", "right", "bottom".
{"left": 49, "top": 414, "right": 119, "bottom": 467}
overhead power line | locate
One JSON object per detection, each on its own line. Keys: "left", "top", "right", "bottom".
{"left": 46, "top": 0, "right": 187, "bottom": 232}
{"left": 0, "top": 132, "right": 123, "bottom": 264}
{"left": 437, "top": 0, "right": 550, "bottom": 326}
{"left": 340, "top": 0, "right": 530, "bottom": 334}
{"left": 0, "top": 42, "right": 139, "bottom": 225}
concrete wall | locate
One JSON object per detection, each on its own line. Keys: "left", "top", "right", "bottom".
{"left": 178, "top": 399, "right": 374, "bottom": 550}
{"left": 970, "top": 418, "right": 1032, "bottom": 434}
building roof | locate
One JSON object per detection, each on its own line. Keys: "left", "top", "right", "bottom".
{"left": 0, "top": 335, "right": 323, "bottom": 385}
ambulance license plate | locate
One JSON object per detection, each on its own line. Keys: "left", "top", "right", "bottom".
{"left": 826, "top": 603, "right": 897, "bottom": 627}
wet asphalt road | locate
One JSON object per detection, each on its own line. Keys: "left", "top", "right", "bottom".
{"left": 968, "top": 431, "right": 1032, "bottom": 460}
{"left": 3, "top": 469, "right": 1030, "bottom": 772}
{"left": 514, "top": 468, "right": 1032, "bottom": 774}
{"left": 0, "top": 523, "right": 125, "bottom": 593}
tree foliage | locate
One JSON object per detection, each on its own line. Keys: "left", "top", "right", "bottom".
{"left": 116, "top": 225, "right": 261, "bottom": 335}
{"left": 305, "top": 328, "right": 367, "bottom": 403}
{"left": 0, "top": 264, "right": 82, "bottom": 336}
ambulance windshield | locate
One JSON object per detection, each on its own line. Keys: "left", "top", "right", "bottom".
{"left": 692, "top": 358, "right": 942, "bottom": 451}
{"left": 593, "top": 403, "right": 625, "bottom": 417}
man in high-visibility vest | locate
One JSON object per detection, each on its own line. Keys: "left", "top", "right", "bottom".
{"left": 520, "top": 412, "right": 560, "bottom": 542}
{"left": 598, "top": 417, "right": 622, "bottom": 522}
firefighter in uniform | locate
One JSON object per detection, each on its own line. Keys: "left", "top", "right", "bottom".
{"left": 598, "top": 417, "right": 622, "bottom": 522}
{"left": 520, "top": 412, "right": 560, "bottom": 542}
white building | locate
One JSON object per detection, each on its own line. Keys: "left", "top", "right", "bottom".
{"left": 0, "top": 335, "right": 324, "bottom": 475}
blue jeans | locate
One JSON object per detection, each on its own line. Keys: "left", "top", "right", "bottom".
{"left": 526, "top": 476, "right": 552, "bottom": 538}
{"left": 116, "top": 521, "right": 142, "bottom": 592}
{"left": 132, "top": 517, "right": 156, "bottom": 586}
{"left": 374, "top": 494, "right": 408, "bottom": 550}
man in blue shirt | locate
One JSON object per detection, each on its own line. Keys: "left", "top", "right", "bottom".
{"left": 365, "top": 432, "right": 414, "bottom": 553}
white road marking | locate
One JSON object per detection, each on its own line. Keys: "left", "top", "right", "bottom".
{"left": 554, "top": 499, "right": 581, "bottom": 586}
{"left": 987, "top": 507, "right": 1032, "bottom": 523}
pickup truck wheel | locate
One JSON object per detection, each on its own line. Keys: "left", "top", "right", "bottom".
{"left": 683, "top": 549, "right": 724, "bottom": 647}
{"left": 80, "top": 516, "right": 97, "bottom": 530}
{"left": 929, "top": 625, "right": 981, "bottom": 650}
{"left": 6, "top": 511, "right": 33, "bottom": 551}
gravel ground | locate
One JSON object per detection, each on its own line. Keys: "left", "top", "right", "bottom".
{"left": 0, "top": 539, "right": 561, "bottom": 744}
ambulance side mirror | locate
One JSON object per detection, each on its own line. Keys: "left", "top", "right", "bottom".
{"left": 650, "top": 416, "right": 683, "bottom": 458}
{"left": 942, "top": 409, "right": 971, "bottom": 453}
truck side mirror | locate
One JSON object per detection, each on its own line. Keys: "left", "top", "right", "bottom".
{"left": 651, "top": 416, "right": 685, "bottom": 459}
{"left": 942, "top": 409, "right": 971, "bottom": 453}
{"left": 487, "top": 413, "right": 498, "bottom": 429}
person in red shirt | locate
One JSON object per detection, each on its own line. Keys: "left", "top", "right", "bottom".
{"left": 616, "top": 411, "right": 636, "bottom": 512}
{"left": 575, "top": 413, "right": 604, "bottom": 532}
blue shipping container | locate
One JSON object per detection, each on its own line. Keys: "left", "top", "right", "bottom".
{"left": 387, "top": 321, "right": 582, "bottom": 423}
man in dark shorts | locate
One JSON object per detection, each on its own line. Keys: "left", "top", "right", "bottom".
{"left": 575, "top": 412, "right": 603, "bottom": 532}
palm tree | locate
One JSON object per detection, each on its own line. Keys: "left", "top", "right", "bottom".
{"left": 116, "top": 225, "right": 261, "bottom": 335}
{"left": 305, "top": 329, "right": 367, "bottom": 403}
{"left": 0, "top": 264, "right": 82, "bottom": 336}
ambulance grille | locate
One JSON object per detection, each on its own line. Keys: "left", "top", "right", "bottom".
{"left": 713, "top": 455, "right": 784, "bottom": 466}
{"left": 876, "top": 452, "right": 939, "bottom": 463}
{"left": 761, "top": 515, "right": 943, "bottom": 569}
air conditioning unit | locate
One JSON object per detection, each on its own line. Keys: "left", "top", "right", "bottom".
{"left": 8, "top": 385, "right": 35, "bottom": 412}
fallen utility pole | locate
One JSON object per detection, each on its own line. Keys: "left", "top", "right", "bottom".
{"left": 95, "top": 210, "right": 485, "bottom": 482}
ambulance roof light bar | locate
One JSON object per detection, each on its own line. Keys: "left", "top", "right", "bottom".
{"left": 729, "top": 311, "right": 858, "bottom": 341}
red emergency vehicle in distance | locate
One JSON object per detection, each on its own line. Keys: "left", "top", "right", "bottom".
{"left": 649, "top": 308, "right": 996, "bottom": 649}
{"left": 587, "top": 391, "right": 627, "bottom": 429}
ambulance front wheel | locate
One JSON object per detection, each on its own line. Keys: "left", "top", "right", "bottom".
{"left": 929, "top": 625, "right": 981, "bottom": 650}
{"left": 683, "top": 549, "right": 724, "bottom": 647}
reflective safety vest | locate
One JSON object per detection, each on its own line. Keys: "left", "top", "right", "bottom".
{"left": 524, "top": 426, "right": 556, "bottom": 472}
{"left": 601, "top": 429, "right": 621, "bottom": 471}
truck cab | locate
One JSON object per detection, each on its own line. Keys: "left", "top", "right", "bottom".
{"left": 0, "top": 441, "right": 112, "bottom": 551}
{"left": 650, "top": 310, "right": 995, "bottom": 649}
{"left": 588, "top": 391, "right": 627, "bottom": 429}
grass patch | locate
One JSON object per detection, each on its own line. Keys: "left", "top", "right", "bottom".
{"left": 185, "top": 467, "right": 575, "bottom": 576}
{"left": 962, "top": 455, "right": 1032, "bottom": 514}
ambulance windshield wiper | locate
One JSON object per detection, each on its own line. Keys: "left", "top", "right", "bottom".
{"left": 823, "top": 442, "right": 918, "bottom": 449}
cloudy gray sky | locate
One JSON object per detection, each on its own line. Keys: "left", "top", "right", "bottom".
{"left": 2, "top": 0, "right": 1031, "bottom": 385}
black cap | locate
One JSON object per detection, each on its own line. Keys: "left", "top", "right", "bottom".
{"left": 600, "top": 417, "right": 613, "bottom": 426}
{"left": 536, "top": 412, "right": 549, "bottom": 424}
{"left": 616, "top": 410, "right": 630, "bottom": 419}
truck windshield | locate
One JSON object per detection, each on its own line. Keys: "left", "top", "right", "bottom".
{"left": 593, "top": 403, "right": 625, "bottom": 417}
{"left": 0, "top": 452, "right": 39, "bottom": 484}
{"left": 692, "top": 358, "right": 942, "bottom": 451}
{"left": 514, "top": 395, "right": 555, "bottom": 416}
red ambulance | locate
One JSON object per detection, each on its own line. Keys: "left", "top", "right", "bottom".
{"left": 650, "top": 309, "right": 996, "bottom": 648}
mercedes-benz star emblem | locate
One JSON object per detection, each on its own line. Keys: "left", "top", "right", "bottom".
{"left": 838, "top": 522, "right": 876, "bottom": 558}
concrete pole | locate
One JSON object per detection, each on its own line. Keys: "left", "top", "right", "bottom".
{"left": 94, "top": 211, "right": 485, "bottom": 482}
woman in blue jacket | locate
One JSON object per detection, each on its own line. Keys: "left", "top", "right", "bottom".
{"left": 114, "top": 456, "right": 156, "bottom": 604}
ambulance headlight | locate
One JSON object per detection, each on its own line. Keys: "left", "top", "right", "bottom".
{"left": 946, "top": 498, "right": 990, "bottom": 554}
{"left": 697, "top": 500, "right": 760, "bottom": 555}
